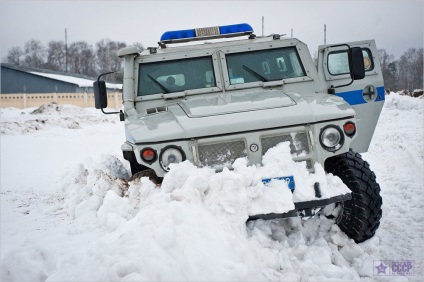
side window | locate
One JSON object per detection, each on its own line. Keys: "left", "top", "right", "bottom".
{"left": 362, "top": 48, "right": 374, "bottom": 71}
{"left": 328, "top": 51, "right": 349, "bottom": 75}
{"left": 328, "top": 48, "right": 375, "bottom": 76}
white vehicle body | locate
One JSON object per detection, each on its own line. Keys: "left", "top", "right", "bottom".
{"left": 116, "top": 35, "right": 384, "bottom": 177}
{"left": 93, "top": 23, "right": 384, "bottom": 242}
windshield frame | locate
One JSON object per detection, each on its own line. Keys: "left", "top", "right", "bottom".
{"left": 134, "top": 50, "right": 222, "bottom": 101}
{"left": 220, "top": 45, "right": 308, "bottom": 91}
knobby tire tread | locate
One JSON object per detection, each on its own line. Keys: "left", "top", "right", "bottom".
{"left": 325, "top": 149, "right": 382, "bottom": 243}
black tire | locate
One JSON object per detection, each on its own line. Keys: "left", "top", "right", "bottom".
{"left": 324, "top": 149, "right": 382, "bottom": 243}
{"left": 129, "top": 169, "right": 163, "bottom": 184}
{"left": 122, "top": 151, "right": 148, "bottom": 175}
{"left": 129, "top": 161, "right": 146, "bottom": 176}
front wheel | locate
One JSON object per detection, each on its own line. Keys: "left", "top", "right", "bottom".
{"left": 325, "top": 149, "right": 382, "bottom": 243}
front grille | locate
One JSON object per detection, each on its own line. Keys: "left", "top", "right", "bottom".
{"left": 198, "top": 140, "right": 246, "bottom": 167}
{"left": 261, "top": 132, "right": 309, "bottom": 156}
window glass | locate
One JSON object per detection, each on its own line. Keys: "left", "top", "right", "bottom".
{"left": 226, "top": 47, "right": 306, "bottom": 85}
{"left": 328, "top": 51, "right": 349, "bottom": 75}
{"left": 362, "top": 48, "right": 374, "bottom": 71}
{"left": 328, "top": 48, "right": 374, "bottom": 76}
{"left": 138, "top": 56, "right": 216, "bottom": 96}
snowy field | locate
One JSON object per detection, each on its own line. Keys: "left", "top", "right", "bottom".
{"left": 0, "top": 93, "right": 423, "bottom": 281}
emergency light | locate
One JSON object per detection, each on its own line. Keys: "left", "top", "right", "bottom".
{"left": 159, "top": 23, "right": 254, "bottom": 44}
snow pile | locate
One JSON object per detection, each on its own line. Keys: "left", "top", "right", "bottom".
{"left": 385, "top": 91, "right": 424, "bottom": 111}
{"left": 0, "top": 103, "right": 118, "bottom": 135}
{"left": 64, "top": 142, "right": 349, "bottom": 224}
{"left": 0, "top": 242, "right": 56, "bottom": 282}
{"left": 62, "top": 155, "right": 129, "bottom": 221}
{"left": 23, "top": 142, "right": 355, "bottom": 281}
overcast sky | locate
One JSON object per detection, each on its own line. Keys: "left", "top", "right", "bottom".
{"left": 0, "top": 0, "right": 423, "bottom": 61}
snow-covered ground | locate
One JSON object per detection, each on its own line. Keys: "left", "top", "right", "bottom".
{"left": 0, "top": 93, "right": 423, "bottom": 281}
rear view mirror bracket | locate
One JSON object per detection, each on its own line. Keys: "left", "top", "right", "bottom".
{"left": 93, "top": 71, "right": 123, "bottom": 119}
{"left": 327, "top": 44, "right": 365, "bottom": 94}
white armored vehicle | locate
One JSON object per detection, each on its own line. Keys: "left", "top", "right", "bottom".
{"left": 94, "top": 23, "right": 385, "bottom": 242}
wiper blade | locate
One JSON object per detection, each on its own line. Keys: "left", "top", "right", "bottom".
{"left": 147, "top": 73, "right": 170, "bottom": 93}
{"left": 242, "top": 65, "right": 268, "bottom": 82}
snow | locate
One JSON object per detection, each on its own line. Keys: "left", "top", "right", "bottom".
{"left": 30, "top": 71, "right": 122, "bottom": 89}
{"left": 1, "top": 92, "right": 423, "bottom": 281}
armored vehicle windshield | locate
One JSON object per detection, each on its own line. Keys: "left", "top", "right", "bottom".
{"left": 226, "top": 47, "right": 306, "bottom": 84}
{"left": 137, "top": 56, "right": 216, "bottom": 96}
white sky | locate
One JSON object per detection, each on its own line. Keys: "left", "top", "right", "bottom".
{"left": 0, "top": 0, "right": 423, "bottom": 60}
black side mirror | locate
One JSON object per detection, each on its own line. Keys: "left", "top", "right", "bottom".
{"left": 93, "top": 80, "right": 107, "bottom": 109}
{"left": 348, "top": 47, "right": 365, "bottom": 80}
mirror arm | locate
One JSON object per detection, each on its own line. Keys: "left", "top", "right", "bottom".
{"left": 97, "top": 71, "right": 116, "bottom": 83}
{"left": 330, "top": 78, "right": 354, "bottom": 90}
{"left": 98, "top": 71, "right": 121, "bottom": 115}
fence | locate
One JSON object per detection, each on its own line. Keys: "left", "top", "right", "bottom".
{"left": 0, "top": 93, "right": 122, "bottom": 109}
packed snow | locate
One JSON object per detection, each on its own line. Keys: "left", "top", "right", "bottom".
{"left": 30, "top": 72, "right": 122, "bottom": 90}
{"left": 0, "top": 92, "right": 423, "bottom": 281}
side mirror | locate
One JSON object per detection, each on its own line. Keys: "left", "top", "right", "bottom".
{"left": 348, "top": 47, "right": 365, "bottom": 80}
{"left": 93, "top": 80, "right": 107, "bottom": 109}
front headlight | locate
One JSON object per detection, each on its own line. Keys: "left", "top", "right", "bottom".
{"left": 320, "top": 125, "right": 344, "bottom": 152}
{"left": 159, "top": 145, "right": 186, "bottom": 171}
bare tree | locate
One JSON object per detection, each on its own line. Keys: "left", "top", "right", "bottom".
{"left": 45, "top": 40, "right": 66, "bottom": 71}
{"left": 131, "top": 42, "right": 144, "bottom": 53}
{"left": 398, "top": 48, "right": 423, "bottom": 91}
{"left": 6, "top": 47, "right": 24, "bottom": 65}
{"left": 378, "top": 49, "right": 398, "bottom": 92}
{"left": 378, "top": 49, "right": 394, "bottom": 70}
{"left": 96, "top": 39, "right": 127, "bottom": 82}
{"left": 68, "top": 41, "right": 96, "bottom": 76}
{"left": 23, "top": 39, "right": 45, "bottom": 68}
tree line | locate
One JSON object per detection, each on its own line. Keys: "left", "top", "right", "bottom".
{"left": 378, "top": 48, "right": 423, "bottom": 93}
{"left": 4, "top": 39, "right": 144, "bottom": 83}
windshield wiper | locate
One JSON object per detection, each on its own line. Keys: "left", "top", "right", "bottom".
{"left": 242, "top": 65, "right": 268, "bottom": 82}
{"left": 147, "top": 73, "right": 170, "bottom": 93}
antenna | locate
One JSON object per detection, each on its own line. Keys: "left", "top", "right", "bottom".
{"left": 324, "top": 24, "right": 327, "bottom": 45}
{"left": 262, "top": 16, "right": 264, "bottom": 37}
{"left": 291, "top": 28, "right": 293, "bottom": 38}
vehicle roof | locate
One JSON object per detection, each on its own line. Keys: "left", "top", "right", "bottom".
{"left": 138, "top": 36, "right": 301, "bottom": 56}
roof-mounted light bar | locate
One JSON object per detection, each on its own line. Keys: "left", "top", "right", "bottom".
{"left": 159, "top": 23, "right": 254, "bottom": 45}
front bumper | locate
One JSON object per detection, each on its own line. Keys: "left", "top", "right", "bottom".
{"left": 248, "top": 193, "right": 352, "bottom": 220}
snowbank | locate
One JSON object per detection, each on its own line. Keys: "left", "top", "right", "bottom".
{"left": 30, "top": 71, "right": 122, "bottom": 90}
{"left": 0, "top": 103, "right": 118, "bottom": 135}
{"left": 28, "top": 143, "right": 354, "bottom": 281}
{"left": 385, "top": 92, "right": 424, "bottom": 111}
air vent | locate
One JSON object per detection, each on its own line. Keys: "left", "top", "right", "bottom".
{"left": 146, "top": 106, "right": 167, "bottom": 115}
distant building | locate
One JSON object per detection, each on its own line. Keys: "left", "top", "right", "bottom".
{"left": 1, "top": 63, "right": 122, "bottom": 94}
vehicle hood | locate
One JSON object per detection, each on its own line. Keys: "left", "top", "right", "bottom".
{"left": 178, "top": 90, "right": 296, "bottom": 117}
{"left": 126, "top": 90, "right": 354, "bottom": 144}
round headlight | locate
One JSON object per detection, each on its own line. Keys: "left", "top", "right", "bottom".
{"left": 159, "top": 145, "right": 186, "bottom": 171}
{"left": 320, "top": 126, "right": 344, "bottom": 152}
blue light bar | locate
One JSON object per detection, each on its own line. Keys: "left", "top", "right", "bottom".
{"left": 160, "top": 23, "right": 254, "bottom": 44}
{"left": 219, "top": 23, "right": 252, "bottom": 35}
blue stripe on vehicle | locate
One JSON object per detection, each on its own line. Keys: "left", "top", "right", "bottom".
{"left": 336, "top": 86, "right": 385, "bottom": 105}
{"left": 336, "top": 89, "right": 365, "bottom": 105}
{"left": 376, "top": 86, "right": 385, "bottom": 102}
